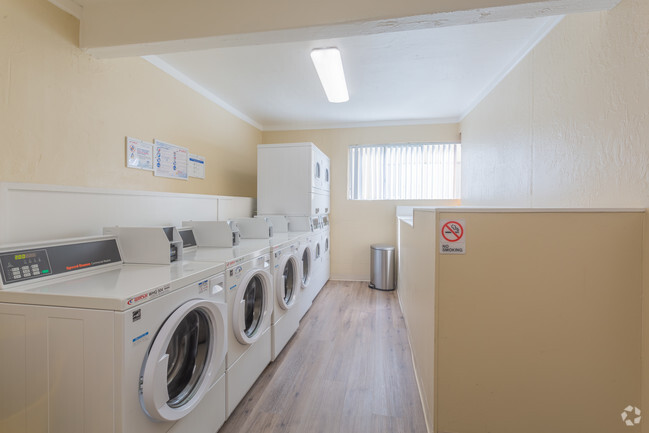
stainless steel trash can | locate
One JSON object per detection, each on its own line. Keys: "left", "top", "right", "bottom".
{"left": 369, "top": 244, "right": 395, "bottom": 291}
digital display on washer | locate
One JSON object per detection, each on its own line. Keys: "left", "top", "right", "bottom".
{"left": 179, "top": 229, "right": 197, "bottom": 248}
{"left": 0, "top": 239, "right": 122, "bottom": 285}
{"left": 163, "top": 227, "right": 174, "bottom": 242}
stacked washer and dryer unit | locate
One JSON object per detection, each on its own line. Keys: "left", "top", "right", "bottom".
{"left": 0, "top": 229, "right": 230, "bottom": 433}
{"left": 257, "top": 142, "right": 331, "bottom": 321}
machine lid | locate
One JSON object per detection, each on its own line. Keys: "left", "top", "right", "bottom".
{"left": 140, "top": 299, "right": 226, "bottom": 422}
{"left": 0, "top": 259, "right": 223, "bottom": 310}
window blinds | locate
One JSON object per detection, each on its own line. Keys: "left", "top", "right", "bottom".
{"left": 348, "top": 143, "right": 461, "bottom": 200}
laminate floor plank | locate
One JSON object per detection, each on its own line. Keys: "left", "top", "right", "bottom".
{"left": 218, "top": 280, "right": 428, "bottom": 433}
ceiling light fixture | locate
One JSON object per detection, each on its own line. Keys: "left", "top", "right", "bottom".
{"left": 310, "top": 47, "right": 349, "bottom": 103}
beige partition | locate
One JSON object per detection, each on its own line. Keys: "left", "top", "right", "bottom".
{"left": 398, "top": 209, "right": 643, "bottom": 433}
{"left": 397, "top": 211, "right": 438, "bottom": 432}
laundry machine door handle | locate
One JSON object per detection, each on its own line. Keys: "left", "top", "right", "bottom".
{"left": 153, "top": 354, "right": 171, "bottom": 409}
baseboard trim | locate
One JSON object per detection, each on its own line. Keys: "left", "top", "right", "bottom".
{"left": 329, "top": 275, "right": 368, "bottom": 282}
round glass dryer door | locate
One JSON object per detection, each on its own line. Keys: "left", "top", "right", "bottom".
{"left": 233, "top": 270, "right": 272, "bottom": 345}
{"left": 277, "top": 255, "right": 299, "bottom": 309}
{"left": 140, "top": 299, "right": 226, "bottom": 422}
{"left": 301, "top": 247, "right": 311, "bottom": 288}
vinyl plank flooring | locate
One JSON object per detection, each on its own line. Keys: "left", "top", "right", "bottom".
{"left": 218, "top": 280, "right": 428, "bottom": 433}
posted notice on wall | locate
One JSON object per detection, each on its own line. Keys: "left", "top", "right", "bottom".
{"left": 189, "top": 154, "right": 206, "bottom": 179}
{"left": 126, "top": 137, "right": 153, "bottom": 171}
{"left": 153, "top": 140, "right": 189, "bottom": 180}
{"left": 440, "top": 219, "right": 466, "bottom": 254}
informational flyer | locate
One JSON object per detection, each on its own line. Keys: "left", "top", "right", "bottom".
{"left": 153, "top": 140, "right": 189, "bottom": 180}
{"left": 189, "top": 154, "right": 206, "bottom": 179}
{"left": 125, "top": 137, "right": 153, "bottom": 171}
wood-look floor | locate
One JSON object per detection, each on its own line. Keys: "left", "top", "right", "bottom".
{"left": 218, "top": 280, "right": 428, "bottom": 433}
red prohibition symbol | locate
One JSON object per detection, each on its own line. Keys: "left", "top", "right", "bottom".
{"left": 441, "top": 221, "right": 464, "bottom": 242}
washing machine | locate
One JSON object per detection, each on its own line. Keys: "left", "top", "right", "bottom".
{"left": 268, "top": 235, "right": 301, "bottom": 360}
{"left": 286, "top": 216, "right": 317, "bottom": 321}
{"left": 314, "top": 215, "right": 330, "bottom": 296}
{"left": 299, "top": 216, "right": 324, "bottom": 310}
{"left": 178, "top": 221, "right": 274, "bottom": 416}
{"left": 0, "top": 235, "right": 228, "bottom": 433}
{"left": 253, "top": 215, "right": 301, "bottom": 360}
{"left": 222, "top": 245, "right": 272, "bottom": 416}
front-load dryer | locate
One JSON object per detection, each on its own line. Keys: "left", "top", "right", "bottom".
{"left": 0, "top": 236, "right": 228, "bottom": 433}
{"left": 269, "top": 235, "right": 301, "bottom": 361}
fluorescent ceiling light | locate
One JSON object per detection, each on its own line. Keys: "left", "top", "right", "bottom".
{"left": 310, "top": 48, "right": 349, "bottom": 103}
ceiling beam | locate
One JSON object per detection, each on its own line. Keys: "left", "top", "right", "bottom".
{"left": 63, "top": 0, "right": 621, "bottom": 58}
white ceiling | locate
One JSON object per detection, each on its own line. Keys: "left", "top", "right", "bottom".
{"left": 49, "top": 0, "right": 621, "bottom": 131}
{"left": 49, "top": 0, "right": 622, "bottom": 131}
{"left": 149, "top": 16, "right": 561, "bottom": 131}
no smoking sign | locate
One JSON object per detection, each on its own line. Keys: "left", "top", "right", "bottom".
{"left": 440, "top": 219, "right": 465, "bottom": 254}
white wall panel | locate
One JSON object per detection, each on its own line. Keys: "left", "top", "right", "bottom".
{"left": 0, "top": 183, "right": 254, "bottom": 244}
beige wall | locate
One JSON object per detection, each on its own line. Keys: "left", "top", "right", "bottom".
{"left": 1, "top": 0, "right": 261, "bottom": 197}
{"left": 461, "top": 0, "right": 649, "bottom": 208}
{"left": 262, "top": 124, "right": 460, "bottom": 280}
{"left": 460, "top": 0, "right": 649, "bottom": 429}
{"left": 397, "top": 213, "right": 437, "bottom": 432}
{"left": 399, "top": 210, "right": 643, "bottom": 433}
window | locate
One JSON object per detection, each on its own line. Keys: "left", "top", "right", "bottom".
{"left": 348, "top": 142, "right": 461, "bottom": 200}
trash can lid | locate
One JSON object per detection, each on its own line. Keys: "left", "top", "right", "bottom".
{"left": 371, "top": 244, "right": 395, "bottom": 251}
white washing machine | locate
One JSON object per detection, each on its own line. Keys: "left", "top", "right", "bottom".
{"left": 0, "top": 236, "right": 228, "bottom": 433}
{"left": 269, "top": 234, "right": 301, "bottom": 361}
{"left": 314, "top": 215, "right": 330, "bottom": 296}
{"left": 286, "top": 216, "right": 317, "bottom": 321}
{"left": 255, "top": 215, "right": 301, "bottom": 361}
{"left": 223, "top": 244, "right": 272, "bottom": 416}
{"left": 295, "top": 232, "right": 317, "bottom": 320}
{"left": 176, "top": 225, "right": 274, "bottom": 417}
{"left": 304, "top": 216, "right": 324, "bottom": 307}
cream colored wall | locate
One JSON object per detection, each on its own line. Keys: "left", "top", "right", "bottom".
{"left": 461, "top": 0, "right": 649, "bottom": 208}
{"left": 397, "top": 213, "right": 437, "bottom": 433}
{"left": 436, "top": 211, "right": 642, "bottom": 433}
{"left": 459, "top": 0, "right": 649, "bottom": 427}
{"left": 398, "top": 210, "right": 643, "bottom": 433}
{"left": 1, "top": 0, "right": 260, "bottom": 198}
{"left": 262, "top": 124, "right": 460, "bottom": 280}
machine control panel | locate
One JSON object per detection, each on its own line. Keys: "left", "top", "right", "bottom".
{"left": 0, "top": 249, "right": 51, "bottom": 283}
{"left": 0, "top": 239, "right": 122, "bottom": 286}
